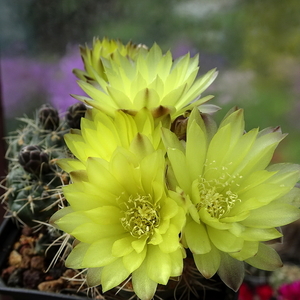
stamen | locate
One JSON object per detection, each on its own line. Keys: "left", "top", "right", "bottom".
{"left": 120, "top": 194, "right": 160, "bottom": 238}
{"left": 196, "top": 163, "right": 242, "bottom": 219}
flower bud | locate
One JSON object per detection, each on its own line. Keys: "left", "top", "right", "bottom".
{"left": 38, "top": 104, "right": 59, "bottom": 131}
{"left": 18, "top": 145, "right": 50, "bottom": 175}
{"left": 171, "top": 113, "right": 189, "bottom": 141}
{"left": 65, "top": 103, "right": 87, "bottom": 129}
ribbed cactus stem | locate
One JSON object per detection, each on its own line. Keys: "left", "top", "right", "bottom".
{"left": 2, "top": 103, "right": 86, "bottom": 227}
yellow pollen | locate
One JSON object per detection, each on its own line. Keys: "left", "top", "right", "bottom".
{"left": 121, "top": 194, "right": 160, "bottom": 238}
{"left": 196, "top": 175, "right": 241, "bottom": 219}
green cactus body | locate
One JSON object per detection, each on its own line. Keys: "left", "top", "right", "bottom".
{"left": 3, "top": 103, "right": 86, "bottom": 227}
{"left": 6, "top": 167, "right": 64, "bottom": 227}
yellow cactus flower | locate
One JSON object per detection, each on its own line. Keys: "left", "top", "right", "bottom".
{"left": 163, "top": 108, "right": 300, "bottom": 291}
{"left": 73, "top": 37, "right": 148, "bottom": 82}
{"left": 51, "top": 150, "right": 186, "bottom": 300}
{"left": 58, "top": 108, "right": 169, "bottom": 172}
{"left": 73, "top": 42, "right": 218, "bottom": 120}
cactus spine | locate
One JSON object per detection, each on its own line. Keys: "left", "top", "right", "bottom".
{"left": 2, "top": 103, "right": 86, "bottom": 227}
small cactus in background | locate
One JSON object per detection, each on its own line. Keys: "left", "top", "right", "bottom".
{"left": 1, "top": 103, "right": 87, "bottom": 227}
{"left": 64, "top": 102, "right": 87, "bottom": 129}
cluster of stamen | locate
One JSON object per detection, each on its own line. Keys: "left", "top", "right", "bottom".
{"left": 196, "top": 162, "right": 242, "bottom": 219}
{"left": 121, "top": 194, "right": 160, "bottom": 238}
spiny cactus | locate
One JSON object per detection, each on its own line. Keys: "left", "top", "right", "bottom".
{"left": 1, "top": 103, "right": 86, "bottom": 227}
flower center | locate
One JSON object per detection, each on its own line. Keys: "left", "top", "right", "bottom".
{"left": 121, "top": 194, "right": 160, "bottom": 238}
{"left": 196, "top": 176, "right": 241, "bottom": 219}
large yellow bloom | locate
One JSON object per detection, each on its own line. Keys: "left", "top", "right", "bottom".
{"left": 51, "top": 150, "right": 186, "bottom": 300}
{"left": 73, "top": 42, "right": 217, "bottom": 119}
{"left": 51, "top": 106, "right": 186, "bottom": 300}
{"left": 163, "top": 108, "right": 300, "bottom": 290}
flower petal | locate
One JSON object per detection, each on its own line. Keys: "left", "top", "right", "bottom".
{"left": 193, "top": 244, "right": 220, "bottom": 278}
{"left": 101, "top": 258, "right": 131, "bottom": 292}
{"left": 146, "top": 245, "right": 172, "bottom": 284}
{"left": 217, "top": 252, "right": 244, "bottom": 291}
{"left": 186, "top": 120, "right": 207, "bottom": 180}
{"left": 245, "top": 243, "right": 283, "bottom": 271}
{"left": 167, "top": 148, "right": 191, "bottom": 194}
{"left": 123, "top": 247, "right": 147, "bottom": 273}
{"left": 241, "top": 203, "right": 300, "bottom": 228}
{"left": 159, "top": 223, "right": 181, "bottom": 253}
{"left": 207, "top": 226, "right": 244, "bottom": 253}
{"left": 86, "top": 267, "right": 102, "bottom": 287}
{"left": 112, "top": 236, "right": 135, "bottom": 257}
{"left": 169, "top": 247, "right": 185, "bottom": 276}
{"left": 132, "top": 260, "right": 158, "bottom": 300}
{"left": 82, "top": 237, "right": 121, "bottom": 267}
{"left": 229, "top": 241, "right": 259, "bottom": 261}
{"left": 131, "top": 236, "right": 148, "bottom": 253}
{"left": 183, "top": 220, "right": 211, "bottom": 254}
{"left": 65, "top": 242, "right": 90, "bottom": 268}
{"left": 71, "top": 222, "right": 125, "bottom": 243}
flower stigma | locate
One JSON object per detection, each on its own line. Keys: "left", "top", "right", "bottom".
{"left": 121, "top": 194, "right": 160, "bottom": 238}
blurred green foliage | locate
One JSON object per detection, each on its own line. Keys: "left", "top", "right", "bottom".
{"left": 239, "top": 0, "right": 300, "bottom": 72}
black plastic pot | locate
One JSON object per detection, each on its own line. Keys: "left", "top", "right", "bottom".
{"left": 0, "top": 218, "right": 89, "bottom": 300}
